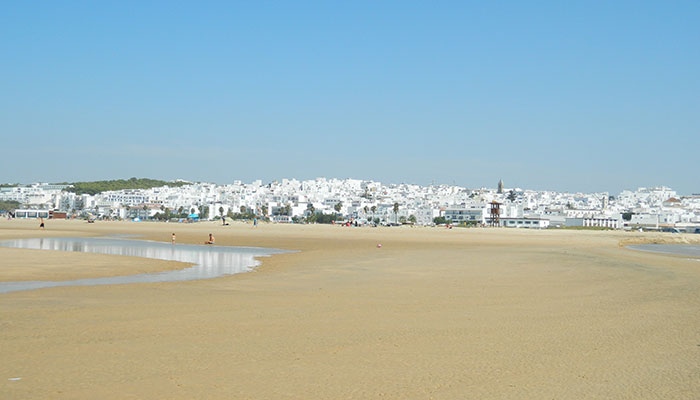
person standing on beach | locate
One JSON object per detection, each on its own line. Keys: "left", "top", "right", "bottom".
{"left": 39, "top": 218, "right": 45, "bottom": 229}
{"left": 171, "top": 233, "right": 176, "bottom": 244}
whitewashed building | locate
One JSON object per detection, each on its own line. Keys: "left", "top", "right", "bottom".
{"left": 500, "top": 217, "right": 550, "bottom": 229}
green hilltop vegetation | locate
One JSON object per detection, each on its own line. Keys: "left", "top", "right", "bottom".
{"left": 62, "top": 178, "right": 191, "bottom": 195}
{"left": 0, "top": 200, "right": 21, "bottom": 211}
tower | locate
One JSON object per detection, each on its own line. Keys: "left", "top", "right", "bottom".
{"left": 497, "top": 179, "right": 504, "bottom": 194}
{"left": 489, "top": 201, "right": 501, "bottom": 226}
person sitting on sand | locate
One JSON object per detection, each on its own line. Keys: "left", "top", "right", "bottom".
{"left": 205, "top": 233, "right": 215, "bottom": 245}
{"left": 39, "top": 218, "right": 45, "bottom": 229}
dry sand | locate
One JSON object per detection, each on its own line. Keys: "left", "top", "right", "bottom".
{"left": 1, "top": 218, "right": 699, "bottom": 399}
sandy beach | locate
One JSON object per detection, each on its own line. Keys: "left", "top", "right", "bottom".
{"left": 1, "top": 219, "right": 699, "bottom": 399}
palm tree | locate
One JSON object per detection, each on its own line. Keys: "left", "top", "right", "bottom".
{"left": 393, "top": 202, "right": 399, "bottom": 223}
{"left": 240, "top": 205, "right": 246, "bottom": 214}
{"left": 219, "top": 206, "right": 224, "bottom": 217}
{"left": 334, "top": 202, "right": 342, "bottom": 215}
{"left": 371, "top": 205, "right": 376, "bottom": 222}
{"left": 306, "top": 203, "right": 315, "bottom": 221}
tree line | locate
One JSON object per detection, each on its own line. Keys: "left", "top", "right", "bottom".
{"left": 0, "top": 200, "right": 20, "bottom": 211}
{"left": 62, "top": 177, "right": 189, "bottom": 195}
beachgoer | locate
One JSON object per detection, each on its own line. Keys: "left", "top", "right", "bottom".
{"left": 205, "top": 233, "right": 215, "bottom": 245}
{"left": 253, "top": 217, "right": 257, "bottom": 227}
{"left": 39, "top": 218, "right": 45, "bottom": 229}
{"left": 171, "top": 233, "right": 176, "bottom": 244}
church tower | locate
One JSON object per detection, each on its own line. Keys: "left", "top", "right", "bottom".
{"left": 497, "top": 179, "right": 504, "bottom": 194}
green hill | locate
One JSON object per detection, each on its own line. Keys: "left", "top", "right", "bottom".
{"left": 63, "top": 178, "right": 190, "bottom": 195}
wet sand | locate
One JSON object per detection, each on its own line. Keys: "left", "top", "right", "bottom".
{"left": 1, "top": 219, "right": 699, "bottom": 399}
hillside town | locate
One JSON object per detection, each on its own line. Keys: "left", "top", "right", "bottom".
{"left": 1, "top": 179, "right": 699, "bottom": 233}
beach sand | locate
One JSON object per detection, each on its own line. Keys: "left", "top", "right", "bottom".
{"left": 1, "top": 219, "right": 699, "bottom": 399}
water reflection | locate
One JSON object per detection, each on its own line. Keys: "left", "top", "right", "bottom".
{"left": 0, "top": 237, "right": 289, "bottom": 294}
{"left": 627, "top": 244, "right": 700, "bottom": 257}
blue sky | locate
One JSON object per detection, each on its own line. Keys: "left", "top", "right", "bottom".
{"left": 1, "top": 1, "right": 698, "bottom": 194}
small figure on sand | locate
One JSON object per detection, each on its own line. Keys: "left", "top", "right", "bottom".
{"left": 39, "top": 218, "right": 45, "bottom": 229}
{"left": 205, "top": 233, "right": 215, "bottom": 245}
{"left": 253, "top": 217, "right": 258, "bottom": 227}
{"left": 171, "top": 233, "right": 176, "bottom": 244}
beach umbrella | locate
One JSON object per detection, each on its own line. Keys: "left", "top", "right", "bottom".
{"left": 188, "top": 213, "right": 199, "bottom": 218}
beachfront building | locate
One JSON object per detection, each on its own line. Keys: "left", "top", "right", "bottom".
{"left": 270, "top": 215, "right": 293, "bottom": 223}
{"left": 542, "top": 213, "right": 566, "bottom": 228}
{"left": 500, "top": 217, "right": 550, "bottom": 229}
{"left": 126, "top": 204, "right": 163, "bottom": 220}
{"left": 205, "top": 202, "right": 231, "bottom": 220}
{"left": 14, "top": 209, "right": 50, "bottom": 219}
{"left": 95, "top": 204, "right": 127, "bottom": 220}
{"left": 627, "top": 214, "right": 660, "bottom": 229}
{"left": 565, "top": 216, "right": 622, "bottom": 229}
{"left": 54, "top": 192, "right": 82, "bottom": 213}
{"left": 414, "top": 206, "right": 440, "bottom": 226}
{"left": 442, "top": 205, "right": 488, "bottom": 225}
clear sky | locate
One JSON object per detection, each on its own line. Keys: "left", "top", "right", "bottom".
{"left": 1, "top": 1, "right": 698, "bottom": 194}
